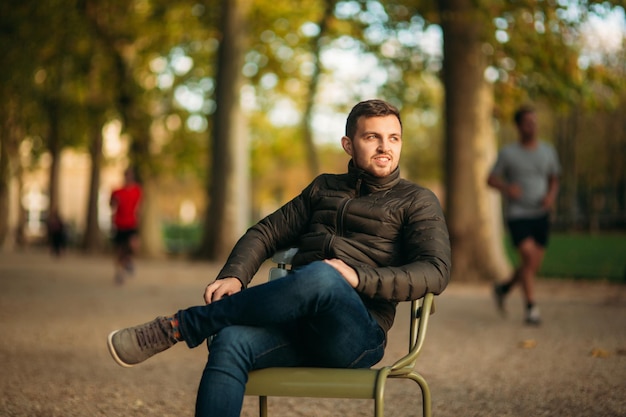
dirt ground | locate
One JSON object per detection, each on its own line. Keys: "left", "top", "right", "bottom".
{"left": 1, "top": 249, "right": 625, "bottom": 417}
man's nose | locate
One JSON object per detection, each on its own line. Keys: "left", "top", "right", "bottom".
{"left": 378, "top": 138, "right": 391, "bottom": 151}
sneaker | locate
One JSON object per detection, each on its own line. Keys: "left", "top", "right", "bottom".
{"left": 124, "top": 260, "right": 135, "bottom": 275}
{"left": 525, "top": 306, "right": 541, "bottom": 326}
{"left": 493, "top": 283, "right": 507, "bottom": 315}
{"left": 114, "top": 269, "right": 126, "bottom": 286}
{"left": 107, "top": 316, "right": 178, "bottom": 367}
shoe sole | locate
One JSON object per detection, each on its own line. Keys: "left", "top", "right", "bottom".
{"left": 107, "top": 330, "right": 135, "bottom": 368}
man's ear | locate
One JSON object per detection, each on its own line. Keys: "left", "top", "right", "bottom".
{"left": 341, "top": 136, "right": 353, "bottom": 156}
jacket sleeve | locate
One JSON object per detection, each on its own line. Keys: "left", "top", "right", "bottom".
{"left": 215, "top": 182, "right": 314, "bottom": 287}
{"left": 354, "top": 188, "right": 451, "bottom": 302}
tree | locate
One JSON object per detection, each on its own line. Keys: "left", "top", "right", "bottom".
{"left": 299, "top": 0, "right": 337, "bottom": 178}
{"left": 431, "top": 0, "right": 625, "bottom": 280}
{"left": 332, "top": 0, "right": 509, "bottom": 282}
{"left": 2, "top": 0, "right": 622, "bottom": 262}
{"left": 436, "top": 0, "right": 510, "bottom": 282}
{"left": 81, "top": 0, "right": 212, "bottom": 257}
{"left": 0, "top": 99, "right": 24, "bottom": 248}
{"left": 198, "top": 0, "right": 252, "bottom": 260}
{"left": 0, "top": 1, "right": 62, "bottom": 248}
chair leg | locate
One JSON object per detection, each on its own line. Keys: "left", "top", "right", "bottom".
{"left": 374, "top": 395, "right": 384, "bottom": 417}
{"left": 406, "top": 372, "right": 431, "bottom": 417}
{"left": 259, "top": 396, "right": 268, "bottom": 417}
{"left": 374, "top": 368, "right": 392, "bottom": 417}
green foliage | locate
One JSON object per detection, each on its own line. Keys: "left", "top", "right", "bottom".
{"left": 162, "top": 221, "right": 202, "bottom": 254}
{"left": 482, "top": 0, "right": 626, "bottom": 119}
{"left": 504, "top": 233, "right": 626, "bottom": 282}
{"left": 2, "top": 0, "right": 625, "bottom": 239}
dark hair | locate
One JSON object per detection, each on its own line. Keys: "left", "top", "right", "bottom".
{"left": 513, "top": 105, "right": 535, "bottom": 126}
{"left": 345, "top": 99, "right": 402, "bottom": 139}
{"left": 125, "top": 166, "right": 141, "bottom": 184}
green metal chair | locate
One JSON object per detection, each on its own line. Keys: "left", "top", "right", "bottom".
{"left": 244, "top": 249, "right": 436, "bottom": 417}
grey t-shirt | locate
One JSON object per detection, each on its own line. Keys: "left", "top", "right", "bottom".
{"left": 490, "top": 141, "right": 560, "bottom": 220}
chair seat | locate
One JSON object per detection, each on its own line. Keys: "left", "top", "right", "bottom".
{"left": 246, "top": 367, "right": 383, "bottom": 399}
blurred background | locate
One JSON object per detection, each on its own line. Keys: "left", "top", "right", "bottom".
{"left": 0, "top": 0, "right": 624, "bottom": 282}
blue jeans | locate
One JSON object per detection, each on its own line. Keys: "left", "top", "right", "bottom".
{"left": 176, "top": 261, "right": 386, "bottom": 417}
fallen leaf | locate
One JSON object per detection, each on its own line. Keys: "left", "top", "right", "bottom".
{"left": 590, "top": 348, "right": 611, "bottom": 358}
{"left": 519, "top": 339, "right": 537, "bottom": 349}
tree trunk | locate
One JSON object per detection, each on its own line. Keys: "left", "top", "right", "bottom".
{"left": 82, "top": 110, "right": 104, "bottom": 252}
{"left": 198, "top": 0, "right": 251, "bottom": 261}
{"left": 81, "top": 0, "right": 164, "bottom": 258}
{"left": 81, "top": 34, "right": 107, "bottom": 253}
{"left": 439, "top": 0, "right": 510, "bottom": 282}
{"left": 46, "top": 98, "right": 62, "bottom": 214}
{"left": 1, "top": 100, "right": 26, "bottom": 250}
{"left": 554, "top": 108, "right": 579, "bottom": 230}
{"left": 115, "top": 52, "right": 164, "bottom": 259}
{"left": 14, "top": 166, "right": 27, "bottom": 249}
{"left": 300, "top": 0, "right": 335, "bottom": 178}
{"left": 137, "top": 178, "right": 165, "bottom": 258}
{"left": 0, "top": 128, "right": 11, "bottom": 248}
{"left": 128, "top": 125, "right": 165, "bottom": 259}
{"left": 0, "top": 98, "right": 19, "bottom": 248}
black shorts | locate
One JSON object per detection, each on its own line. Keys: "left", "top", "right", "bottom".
{"left": 507, "top": 214, "right": 550, "bottom": 248}
{"left": 113, "top": 229, "right": 138, "bottom": 246}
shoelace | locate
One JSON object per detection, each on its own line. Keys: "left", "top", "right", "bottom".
{"left": 135, "top": 320, "right": 169, "bottom": 351}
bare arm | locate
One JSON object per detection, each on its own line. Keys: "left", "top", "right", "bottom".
{"left": 542, "top": 174, "right": 559, "bottom": 210}
{"left": 487, "top": 173, "right": 522, "bottom": 200}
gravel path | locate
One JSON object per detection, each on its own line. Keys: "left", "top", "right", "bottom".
{"left": 1, "top": 249, "right": 624, "bottom": 417}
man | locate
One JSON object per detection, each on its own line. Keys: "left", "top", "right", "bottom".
{"left": 110, "top": 167, "right": 142, "bottom": 285}
{"left": 107, "top": 99, "right": 451, "bottom": 417}
{"left": 487, "top": 105, "right": 560, "bottom": 325}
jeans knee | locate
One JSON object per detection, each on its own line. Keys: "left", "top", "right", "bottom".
{"left": 209, "top": 327, "right": 256, "bottom": 369}
{"left": 211, "top": 326, "right": 253, "bottom": 354}
{"left": 209, "top": 325, "right": 300, "bottom": 373}
{"left": 296, "top": 261, "right": 351, "bottom": 294}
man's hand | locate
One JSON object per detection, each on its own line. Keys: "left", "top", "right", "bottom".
{"left": 542, "top": 175, "right": 559, "bottom": 210}
{"left": 204, "top": 277, "right": 243, "bottom": 304}
{"left": 542, "top": 193, "right": 556, "bottom": 210}
{"left": 488, "top": 175, "right": 522, "bottom": 200}
{"left": 323, "top": 258, "right": 359, "bottom": 288}
{"left": 505, "top": 183, "right": 523, "bottom": 200}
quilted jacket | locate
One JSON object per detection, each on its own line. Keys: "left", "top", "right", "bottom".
{"left": 216, "top": 161, "right": 451, "bottom": 333}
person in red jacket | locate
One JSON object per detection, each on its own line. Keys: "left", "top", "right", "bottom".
{"left": 110, "top": 167, "right": 142, "bottom": 285}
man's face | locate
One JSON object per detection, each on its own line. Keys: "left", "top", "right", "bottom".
{"left": 341, "top": 115, "right": 402, "bottom": 178}
{"left": 517, "top": 111, "right": 537, "bottom": 140}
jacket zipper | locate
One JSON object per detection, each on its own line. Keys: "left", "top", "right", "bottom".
{"left": 339, "top": 177, "right": 362, "bottom": 236}
{"left": 327, "top": 178, "right": 361, "bottom": 254}
{"left": 336, "top": 199, "right": 351, "bottom": 237}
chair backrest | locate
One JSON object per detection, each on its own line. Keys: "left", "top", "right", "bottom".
{"left": 269, "top": 248, "right": 299, "bottom": 281}
{"left": 390, "top": 293, "right": 434, "bottom": 373}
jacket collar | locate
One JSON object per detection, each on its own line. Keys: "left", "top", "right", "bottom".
{"left": 347, "top": 160, "right": 401, "bottom": 194}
